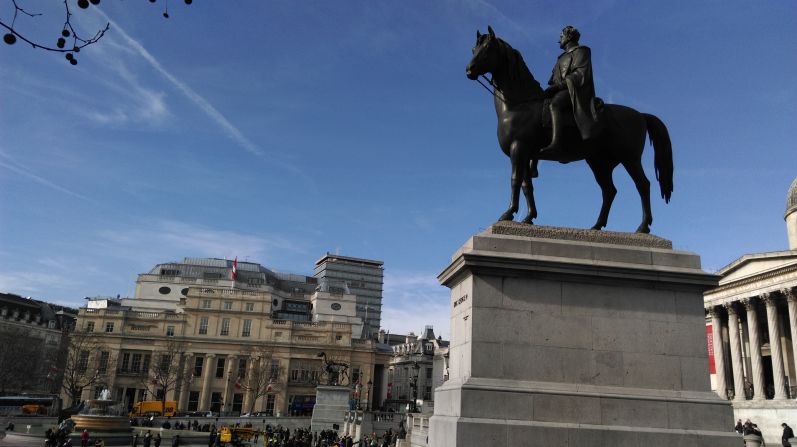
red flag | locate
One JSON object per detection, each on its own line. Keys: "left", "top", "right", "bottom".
{"left": 234, "top": 376, "right": 242, "bottom": 390}
{"left": 232, "top": 257, "right": 237, "bottom": 282}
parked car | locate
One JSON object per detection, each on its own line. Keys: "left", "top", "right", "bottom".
{"left": 186, "top": 411, "right": 214, "bottom": 418}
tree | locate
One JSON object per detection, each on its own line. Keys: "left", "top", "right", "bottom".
{"left": 60, "top": 329, "right": 116, "bottom": 406}
{"left": 0, "top": 325, "right": 45, "bottom": 393}
{"left": 239, "top": 345, "right": 283, "bottom": 414}
{"left": 142, "top": 338, "right": 189, "bottom": 413}
{"left": 1, "top": 0, "right": 192, "bottom": 65}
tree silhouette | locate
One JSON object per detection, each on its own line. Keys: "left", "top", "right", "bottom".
{"left": 1, "top": 0, "right": 192, "bottom": 65}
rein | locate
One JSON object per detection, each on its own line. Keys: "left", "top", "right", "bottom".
{"left": 476, "top": 75, "right": 506, "bottom": 104}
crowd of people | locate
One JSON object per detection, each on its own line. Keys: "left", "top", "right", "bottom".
{"left": 735, "top": 419, "right": 796, "bottom": 446}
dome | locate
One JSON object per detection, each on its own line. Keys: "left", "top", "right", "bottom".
{"left": 787, "top": 177, "right": 797, "bottom": 217}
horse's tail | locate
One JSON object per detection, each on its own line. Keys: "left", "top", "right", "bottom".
{"left": 643, "top": 113, "right": 673, "bottom": 203}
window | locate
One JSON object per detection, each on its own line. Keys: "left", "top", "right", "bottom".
{"left": 188, "top": 391, "right": 200, "bottom": 411}
{"left": 265, "top": 394, "right": 275, "bottom": 416}
{"left": 223, "top": 301, "right": 232, "bottom": 310}
{"left": 424, "top": 386, "right": 432, "bottom": 400}
{"left": 201, "top": 300, "right": 212, "bottom": 309}
{"left": 335, "top": 335, "right": 342, "bottom": 341}
{"left": 98, "top": 351, "right": 109, "bottom": 374}
{"left": 166, "top": 325, "right": 175, "bottom": 337}
{"left": 352, "top": 368, "right": 360, "bottom": 384}
{"left": 198, "top": 317, "right": 208, "bottom": 335}
{"left": 288, "top": 359, "right": 320, "bottom": 384}
{"left": 426, "top": 368, "right": 433, "bottom": 379}
{"left": 270, "top": 360, "right": 280, "bottom": 379}
{"left": 210, "top": 392, "right": 222, "bottom": 413}
{"left": 158, "top": 286, "right": 171, "bottom": 295}
{"left": 161, "top": 268, "right": 179, "bottom": 276}
{"left": 142, "top": 354, "right": 151, "bottom": 373}
{"left": 245, "top": 303, "right": 254, "bottom": 312}
{"left": 232, "top": 393, "right": 244, "bottom": 413}
{"left": 159, "top": 354, "right": 172, "bottom": 372}
{"left": 220, "top": 318, "right": 230, "bottom": 336}
{"left": 131, "top": 354, "right": 142, "bottom": 373}
{"left": 77, "top": 350, "right": 89, "bottom": 373}
{"left": 242, "top": 319, "right": 251, "bottom": 337}
{"left": 237, "top": 358, "right": 247, "bottom": 379}
{"left": 105, "top": 322, "right": 114, "bottom": 333}
{"left": 120, "top": 353, "right": 130, "bottom": 372}
{"left": 216, "top": 357, "right": 226, "bottom": 378}
{"left": 85, "top": 321, "right": 95, "bottom": 332}
{"left": 194, "top": 356, "right": 204, "bottom": 377}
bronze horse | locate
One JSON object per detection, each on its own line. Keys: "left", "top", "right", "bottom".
{"left": 465, "top": 27, "right": 673, "bottom": 233}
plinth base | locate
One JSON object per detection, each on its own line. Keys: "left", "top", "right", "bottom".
{"left": 311, "top": 386, "right": 351, "bottom": 434}
{"left": 429, "top": 224, "right": 737, "bottom": 447}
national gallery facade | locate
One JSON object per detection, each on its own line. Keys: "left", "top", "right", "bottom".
{"left": 704, "top": 177, "right": 797, "bottom": 434}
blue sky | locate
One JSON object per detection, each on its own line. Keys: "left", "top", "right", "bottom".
{"left": 1, "top": 1, "right": 795, "bottom": 338}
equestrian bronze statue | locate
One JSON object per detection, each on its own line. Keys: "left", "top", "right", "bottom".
{"left": 317, "top": 351, "right": 350, "bottom": 386}
{"left": 465, "top": 26, "right": 673, "bottom": 233}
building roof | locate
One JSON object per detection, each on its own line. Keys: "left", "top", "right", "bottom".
{"left": 314, "top": 253, "right": 383, "bottom": 268}
{"left": 787, "top": 177, "right": 797, "bottom": 218}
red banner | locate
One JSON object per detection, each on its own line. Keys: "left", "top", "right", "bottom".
{"left": 706, "top": 324, "right": 715, "bottom": 374}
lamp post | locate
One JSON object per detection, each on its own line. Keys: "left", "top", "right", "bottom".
{"left": 366, "top": 379, "right": 373, "bottom": 411}
{"left": 411, "top": 362, "right": 420, "bottom": 413}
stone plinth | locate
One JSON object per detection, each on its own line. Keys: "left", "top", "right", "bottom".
{"left": 311, "top": 386, "right": 351, "bottom": 434}
{"left": 428, "top": 224, "right": 737, "bottom": 447}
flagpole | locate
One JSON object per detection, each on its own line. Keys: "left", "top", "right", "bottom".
{"left": 232, "top": 257, "right": 237, "bottom": 289}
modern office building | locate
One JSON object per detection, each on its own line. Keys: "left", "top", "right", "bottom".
{"left": 314, "top": 254, "right": 384, "bottom": 338}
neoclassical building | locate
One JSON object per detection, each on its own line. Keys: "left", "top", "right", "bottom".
{"left": 704, "top": 177, "right": 797, "bottom": 436}
{"left": 73, "top": 257, "right": 392, "bottom": 416}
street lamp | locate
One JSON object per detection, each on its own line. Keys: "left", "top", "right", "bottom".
{"left": 411, "top": 362, "right": 420, "bottom": 413}
{"left": 366, "top": 379, "right": 373, "bottom": 412}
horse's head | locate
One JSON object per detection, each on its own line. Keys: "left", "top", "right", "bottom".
{"left": 466, "top": 26, "right": 500, "bottom": 80}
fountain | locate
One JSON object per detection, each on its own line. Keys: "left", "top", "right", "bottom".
{"left": 70, "top": 389, "right": 131, "bottom": 432}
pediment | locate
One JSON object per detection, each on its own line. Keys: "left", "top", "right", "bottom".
{"left": 718, "top": 250, "right": 797, "bottom": 285}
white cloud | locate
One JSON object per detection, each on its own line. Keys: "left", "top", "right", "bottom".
{"left": 0, "top": 271, "right": 82, "bottom": 297}
{"left": 381, "top": 272, "right": 450, "bottom": 339}
{"left": 95, "top": 219, "right": 309, "bottom": 268}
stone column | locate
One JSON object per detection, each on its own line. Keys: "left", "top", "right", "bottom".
{"left": 743, "top": 298, "right": 766, "bottom": 400}
{"left": 178, "top": 353, "right": 194, "bottom": 411}
{"left": 709, "top": 306, "right": 728, "bottom": 399}
{"left": 242, "top": 356, "right": 258, "bottom": 413}
{"left": 725, "top": 303, "right": 746, "bottom": 401}
{"left": 786, "top": 288, "right": 797, "bottom": 398}
{"left": 764, "top": 293, "right": 788, "bottom": 399}
{"left": 222, "top": 355, "right": 238, "bottom": 414}
{"left": 199, "top": 354, "right": 215, "bottom": 410}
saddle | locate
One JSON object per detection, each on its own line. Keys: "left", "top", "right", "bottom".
{"left": 541, "top": 97, "right": 605, "bottom": 128}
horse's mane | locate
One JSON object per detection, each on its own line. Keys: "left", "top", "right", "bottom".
{"left": 496, "top": 38, "right": 543, "bottom": 98}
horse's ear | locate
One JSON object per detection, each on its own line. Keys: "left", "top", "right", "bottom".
{"left": 476, "top": 30, "right": 482, "bottom": 40}
{"left": 488, "top": 25, "right": 495, "bottom": 38}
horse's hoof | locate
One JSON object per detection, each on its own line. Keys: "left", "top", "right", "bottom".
{"left": 498, "top": 212, "right": 514, "bottom": 221}
{"left": 521, "top": 216, "right": 534, "bottom": 225}
{"left": 590, "top": 225, "right": 602, "bottom": 231}
{"left": 635, "top": 225, "right": 650, "bottom": 234}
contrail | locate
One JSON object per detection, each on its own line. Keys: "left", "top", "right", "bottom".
{"left": 0, "top": 155, "right": 91, "bottom": 202}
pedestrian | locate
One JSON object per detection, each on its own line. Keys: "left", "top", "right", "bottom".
{"left": 736, "top": 419, "right": 744, "bottom": 434}
{"left": 783, "top": 422, "right": 794, "bottom": 447}
{"left": 132, "top": 433, "right": 140, "bottom": 447}
{"left": 154, "top": 433, "right": 162, "bottom": 447}
{"left": 171, "top": 435, "right": 180, "bottom": 447}
{"left": 143, "top": 430, "right": 152, "bottom": 447}
{"left": 81, "top": 429, "right": 90, "bottom": 447}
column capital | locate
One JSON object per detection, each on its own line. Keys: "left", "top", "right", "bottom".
{"left": 741, "top": 297, "right": 757, "bottom": 310}
{"left": 707, "top": 306, "right": 721, "bottom": 317}
{"left": 724, "top": 302, "right": 740, "bottom": 316}
{"left": 762, "top": 292, "right": 778, "bottom": 306}
{"left": 206, "top": 353, "right": 216, "bottom": 359}
{"left": 782, "top": 287, "right": 796, "bottom": 301}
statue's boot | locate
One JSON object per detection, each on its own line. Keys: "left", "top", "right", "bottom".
{"left": 538, "top": 109, "right": 567, "bottom": 161}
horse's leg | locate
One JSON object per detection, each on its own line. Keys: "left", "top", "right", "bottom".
{"left": 586, "top": 157, "right": 618, "bottom": 230}
{"left": 521, "top": 156, "right": 536, "bottom": 224}
{"left": 622, "top": 159, "right": 653, "bottom": 233}
{"left": 498, "top": 141, "right": 522, "bottom": 222}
